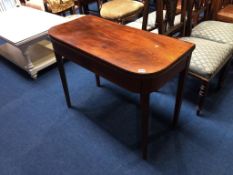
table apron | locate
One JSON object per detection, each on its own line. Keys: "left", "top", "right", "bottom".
{"left": 51, "top": 39, "right": 190, "bottom": 94}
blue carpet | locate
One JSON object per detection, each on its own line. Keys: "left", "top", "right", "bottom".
{"left": 0, "top": 54, "right": 233, "bottom": 175}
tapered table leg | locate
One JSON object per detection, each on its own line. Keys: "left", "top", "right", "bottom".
{"left": 95, "top": 74, "right": 101, "bottom": 87}
{"left": 55, "top": 53, "right": 72, "bottom": 108}
{"left": 140, "top": 92, "right": 150, "bottom": 160}
{"left": 172, "top": 59, "right": 190, "bottom": 127}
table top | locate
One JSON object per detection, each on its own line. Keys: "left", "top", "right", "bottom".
{"left": 49, "top": 16, "right": 194, "bottom": 75}
{"left": 0, "top": 6, "right": 69, "bottom": 45}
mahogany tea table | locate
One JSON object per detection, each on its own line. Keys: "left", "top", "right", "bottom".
{"left": 48, "top": 16, "right": 195, "bottom": 160}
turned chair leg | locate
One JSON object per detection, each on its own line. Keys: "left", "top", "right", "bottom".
{"left": 218, "top": 59, "right": 231, "bottom": 90}
{"left": 197, "top": 81, "right": 209, "bottom": 116}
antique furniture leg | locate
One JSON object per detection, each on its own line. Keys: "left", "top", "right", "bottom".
{"left": 95, "top": 74, "right": 101, "bottom": 87}
{"left": 140, "top": 92, "right": 150, "bottom": 160}
{"left": 218, "top": 59, "right": 232, "bottom": 90}
{"left": 197, "top": 81, "right": 209, "bottom": 116}
{"left": 172, "top": 58, "right": 190, "bottom": 127}
{"left": 20, "top": 45, "right": 37, "bottom": 79}
{"left": 55, "top": 53, "right": 72, "bottom": 108}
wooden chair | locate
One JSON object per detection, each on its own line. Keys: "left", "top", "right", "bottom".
{"left": 151, "top": 0, "right": 233, "bottom": 116}
{"left": 25, "top": 0, "right": 75, "bottom": 15}
{"left": 155, "top": 0, "right": 187, "bottom": 35}
{"left": 125, "top": 0, "right": 154, "bottom": 30}
{"left": 99, "top": 0, "right": 145, "bottom": 24}
{"left": 211, "top": 0, "right": 233, "bottom": 23}
{"left": 74, "top": 0, "right": 100, "bottom": 15}
{"left": 126, "top": 0, "right": 185, "bottom": 31}
{"left": 44, "top": 0, "right": 76, "bottom": 16}
{"left": 190, "top": 0, "right": 233, "bottom": 47}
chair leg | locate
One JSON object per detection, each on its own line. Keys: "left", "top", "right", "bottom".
{"left": 79, "top": 6, "right": 84, "bottom": 14}
{"left": 83, "top": 4, "right": 89, "bottom": 14}
{"left": 197, "top": 81, "right": 209, "bottom": 116}
{"left": 70, "top": 6, "right": 75, "bottom": 15}
{"left": 218, "top": 59, "right": 232, "bottom": 90}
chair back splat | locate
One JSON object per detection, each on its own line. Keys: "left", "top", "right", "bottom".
{"left": 142, "top": 0, "right": 150, "bottom": 30}
{"left": 185, "top": 0, "right": 211, "bottom": 36}
{"left": 100, "top": 0, "right": 146, "bottom": 24}
{"left": 155, "top": 0, "right": 187, "bottom": 36}
{"left": 45, "top": 0, "right": 75, "bottom": 16}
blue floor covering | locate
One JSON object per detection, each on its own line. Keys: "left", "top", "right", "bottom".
{"left": 0, "top": 55, "right": 233, "bottom": 175}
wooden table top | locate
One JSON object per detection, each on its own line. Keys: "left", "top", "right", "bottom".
{"left": 49, "top": 16, "right": 194, "bottom": 75}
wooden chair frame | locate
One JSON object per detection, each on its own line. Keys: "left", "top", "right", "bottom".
{"left": 44, "top": 0, "right": 76, "bottom": 16}
{"left": 185, "top": 0, "right": 232, "bottom": 115}
{"left": 185, "top": 0, "right": 211, "bottom": 35}
{"left": 211, "top": 0, "right": 233, "bottom": 22}
{"left": 155, "top": 0, "right": 187, "bottom": 36}
{"left": 155, "top": 0, "right": 232, "bottom": 115}
{"left": 141, "top": 0, "right": 186, "bottom": 32}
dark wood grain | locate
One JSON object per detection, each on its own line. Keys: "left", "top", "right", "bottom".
{"left": 49, "top": 16, "right": 193, "bottom": 75}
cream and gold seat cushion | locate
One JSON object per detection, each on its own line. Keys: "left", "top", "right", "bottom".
{"left": 180, "top": 37, "right": 233, "bottom": 78}
{"left": 191, "top": 21, "right": 233, "bottom": 47}
{"left": 46, "top": 0, "right": 74, "bottom": 14}
{"left": 100, "top": 0, "right": 144, "bottom": 21}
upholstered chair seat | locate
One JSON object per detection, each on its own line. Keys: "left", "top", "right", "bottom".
{"left": 191, "top": 21, "right": 233, "bottom": 47}
{"left": 216, "top": 4, "right": 233, "bottom": 23}
{"left": 181, "top": 37, "right": 233, "bottom": 78}
{"left": 100, "top": 0, "right": 144, "bottom": 23}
